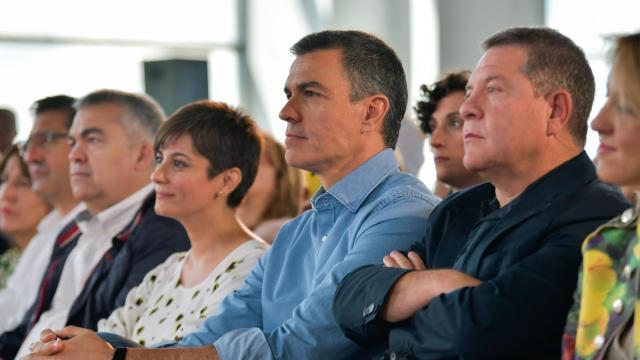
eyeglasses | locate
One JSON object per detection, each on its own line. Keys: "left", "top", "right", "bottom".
{"left": 22, "top": 131, "right": 68, "bottom": 152}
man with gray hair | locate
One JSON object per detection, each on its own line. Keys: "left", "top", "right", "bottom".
{"left": 332, "top": 27, "right": 630, "bottom": 359}
{"left": 0, "top": 90, "right": 189, "bottom": 359}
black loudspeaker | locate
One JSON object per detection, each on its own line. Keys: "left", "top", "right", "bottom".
{"left": 143, "top": 59, "right": 209, "bottom": 116}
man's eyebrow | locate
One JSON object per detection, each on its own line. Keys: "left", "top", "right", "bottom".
{"left": 485, "top": 75, "right": 505, "bottom": 83}
{"left": 285, "top": 81, "right": 328, "bottom": 93}
{"left": 80, "top": 127, "right": 104, "bottom": 138}
{"left": 298, "top": 81, "right": 326, "bottom": 91}
{"left": 466, "top": 75, "right": 506, "bottom": 91}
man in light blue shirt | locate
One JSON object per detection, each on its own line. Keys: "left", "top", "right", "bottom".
{"left": 26, "top": 30, "right": 439, "bottom": 360}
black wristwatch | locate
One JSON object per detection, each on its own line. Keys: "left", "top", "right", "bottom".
{"left": 112, "top": 347, "right": 128, "bottom": 360}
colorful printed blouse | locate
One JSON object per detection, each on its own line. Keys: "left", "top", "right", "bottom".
{"left": 97, "top": 239, "right": 268, "bottom": 346}
{"left": 563, "top": 207, "right": 640, "bottom": 359}
{"left": 0, "top": 247, "right": 21, "bottom": 289}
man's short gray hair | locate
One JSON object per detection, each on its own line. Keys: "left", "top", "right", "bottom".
{"left": 75, "top": 89, "right": 165, "bottom": 141}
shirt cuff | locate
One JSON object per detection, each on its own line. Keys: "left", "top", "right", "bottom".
{"left": 333, "top": 265, "right": 409, "bottom": 345}
{"left": 214, "top": 328, "right": 274, "bottom": 360}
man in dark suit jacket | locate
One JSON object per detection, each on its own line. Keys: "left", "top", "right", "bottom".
{"left": 333, "top": 27, "right": 631, "bottom": 359}
{"left": 65, "top": 192, "right": 189, "bottom": 329}
{"left": 0, "top": 90, "right": 189, "bottom": 359}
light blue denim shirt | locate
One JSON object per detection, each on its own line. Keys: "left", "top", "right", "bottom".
{"left": 176, "top": 149, "right": 439, "bottom": 359}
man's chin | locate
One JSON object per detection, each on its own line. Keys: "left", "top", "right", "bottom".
{"left": 283, "top": 155, "right": 310, "bottom": 171}
{"left": 32, "top": 182, "right": 54, "bottom": 195}
{"left": 461, "top": 161, "right": 486, "bottom": 174}
{"left": 71, "top": 188, "right": 97, "bottom": 202}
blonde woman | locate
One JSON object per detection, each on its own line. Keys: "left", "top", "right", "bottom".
{"left": 563, "top": 33, "right": 640, "bottom": 359}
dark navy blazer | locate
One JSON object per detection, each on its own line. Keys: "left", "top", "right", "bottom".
{"left": 66, "top": 192, "right": 190, "bottom": 329}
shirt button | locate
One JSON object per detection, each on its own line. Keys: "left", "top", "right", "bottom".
{"left": 594, "top": 334, "right": 605, "bottom": 349}
{"left": 613, "top": 299, "right": 624, "bottom": 314}
{"left": 623, "top": 265, "right": 633, "bottom": 280}
{"left": 363, "top": 303, "right": 375, "bottom": 317}
{"left": 321, "top": 235, "right": 327, "bottom": 242}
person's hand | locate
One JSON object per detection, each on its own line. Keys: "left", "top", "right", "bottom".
{"left": 383, "top": 250, "right": 427, "bottom": 270}
{"left": 22, "top": 328, "right": 69, "bottom": 358}
{"left": 22, "top": 326, "right": 113, "bottom": 360}
{"left": 39, "top": 329, "right": 60, "bottom": 346}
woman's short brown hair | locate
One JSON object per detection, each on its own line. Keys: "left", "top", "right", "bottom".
{"left": 154, "top": 100, "right": 261, "bottom": 208}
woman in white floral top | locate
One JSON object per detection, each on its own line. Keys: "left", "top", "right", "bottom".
{"left": 96, "top": 100, "right": 269, "bottom": 346}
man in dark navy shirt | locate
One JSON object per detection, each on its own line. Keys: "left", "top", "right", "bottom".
{"left": 333, "top": 27, "right": 630, "bottom": 360}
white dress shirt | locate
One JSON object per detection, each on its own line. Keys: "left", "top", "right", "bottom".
{"left": 0, "top": 203, "right": 85, "bottom": 333}
{"left": 17, "top": 184, "right": 153, "bottom": 358}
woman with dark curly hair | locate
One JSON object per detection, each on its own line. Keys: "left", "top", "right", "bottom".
{"left": 415, "top": 71, "right": 484, "bottom": 197}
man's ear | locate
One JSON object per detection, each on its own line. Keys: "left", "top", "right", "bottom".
{"left": 134, "top": 142, "right": 155, "bottom": 171}
{"left": 546, "top": 89, "right": 573, "bottom": 137}
{"left": 361, "top": 95, "right": 389, "bottom": 133}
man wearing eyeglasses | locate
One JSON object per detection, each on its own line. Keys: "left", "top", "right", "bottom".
{"left": 0, "top": 96, "right": 85, "bottom": 333}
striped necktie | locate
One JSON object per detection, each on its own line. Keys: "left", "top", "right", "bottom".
{"left": 26, "top": 219, "right": 82, "bottom": 332}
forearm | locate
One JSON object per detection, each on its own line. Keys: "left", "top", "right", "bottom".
{"left": 126, "top": 346, "right": 219, "bottom": 360}
{"left": 382, "top": 269, "right": 480, "bottom": 323}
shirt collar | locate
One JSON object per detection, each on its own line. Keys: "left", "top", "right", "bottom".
{"left": 77, "top": 183, "right": 153, "bottom": 229}
{"left": 513, "top": 151, "right": 595, "bottom": 207}
{"left": 36, "top": 202, "right": 86, "bottom": 233}
{"left": 311, "top": 149, "right": 399, "bottom": 212}
{"left": 36, "top": 209, "right": 62, "bottom": 233}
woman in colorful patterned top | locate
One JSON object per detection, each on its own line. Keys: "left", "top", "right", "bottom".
{"left": 563, "top": 33, "right": 640, "bottom": 359}
{"left": 97, "top": 100, "right": 269, "bottom": 346}
{"left": 0, "top": 145, "right": 51, "bottom": 288}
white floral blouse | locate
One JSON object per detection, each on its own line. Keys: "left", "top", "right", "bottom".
{"left": 97, "top": 239, "right": 268, "bottom": 346}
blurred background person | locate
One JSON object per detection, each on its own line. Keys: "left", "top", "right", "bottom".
{"left": 97, "top": 100, "right": 268, "bottom": 346}
{"left": 0, "top": 108, "right": 17, "bottom": 255}
{"left": 0, "top": 145, "right": 51, "bottom": 288}
{"left": 236, "top": 132, "right": 302, "bottom": 243}
{"left": 0, "top": 109, "right": 16, "bottom": 159}
{"left": 563, "top": 32, "right": 640, "bottom": 360}
{"left": 415, "top": 71, "right": 484, "bottom": 198}
{"left": 0, "top": 95, "right": 84, "bottom": 334}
